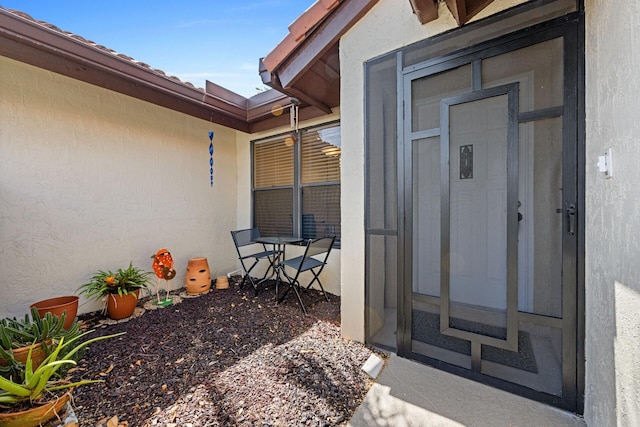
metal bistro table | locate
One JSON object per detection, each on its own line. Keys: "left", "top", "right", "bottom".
{"left": 253, "top": 236, "right": 303, "bottom": 298}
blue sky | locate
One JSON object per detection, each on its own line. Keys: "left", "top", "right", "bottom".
{"left": 1, "top": 1, "right": 316, "bottom": 97}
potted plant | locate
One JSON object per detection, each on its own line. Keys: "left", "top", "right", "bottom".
{"left": 30, "top": 295, "right": 79, "bottom": 330}
{"left": 0, "top": 308, "right": 81, "bottom": 377}
{"left": 0, "top": 330, "right": 124, "bottom": 427}
{"left": 78, "top": 262, "right": 153, "bottom": 320}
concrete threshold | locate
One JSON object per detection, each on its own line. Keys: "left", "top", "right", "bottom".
{"left": 348, "top": 354, "right": 586, "bottom": 427}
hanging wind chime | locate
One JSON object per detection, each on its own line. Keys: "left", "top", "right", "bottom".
{"left": 208, "top": 131, "right": 214, "bottom": 187}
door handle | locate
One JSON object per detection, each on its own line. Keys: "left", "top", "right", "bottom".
{"left": 566, "top": 202, "right": 576, "bottom": 235}
{"left": 517, "top": 200, "right": 523, "bottom": 222}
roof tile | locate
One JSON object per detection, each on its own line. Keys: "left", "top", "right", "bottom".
{"left": 0, "top": 6, "right": 205, "bottom": 91}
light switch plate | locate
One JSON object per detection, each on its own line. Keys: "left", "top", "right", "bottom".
{"left": 597, "top": 148, "right": 613, "bottom": 178}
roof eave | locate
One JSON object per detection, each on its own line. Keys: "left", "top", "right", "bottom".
{"left": 0, "top": 9, "right": 251, "bottom": 132}
{"left": 261, "top": 0, "right": 379, "bottom": 113}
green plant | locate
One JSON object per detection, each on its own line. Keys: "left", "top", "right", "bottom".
{"left": 0, "top": 307, "right": 77, "bottom": 350}
{"left": 78, "top": 262, "right": 153, "bottom": 300}
{"left": 0, "top": 330, "right": 124, "bottom": 405}
{"left": 0, "top": 308, "right": 81, "bottom": 379}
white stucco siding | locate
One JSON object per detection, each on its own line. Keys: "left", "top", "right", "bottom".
{"left": 339, "top": 0, "right": 528, "bottom": 342}
{"left": 0, "top": 56, "right": 240, "bottom": 318}
{"left": 585, "top": 0, "right": 640, "bottom": 425}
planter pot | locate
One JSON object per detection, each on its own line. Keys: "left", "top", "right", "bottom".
{"left": 215, "top": 276, "right": 229, "bottom": 290}
{"left": 0, "top": 390, "right": 71, "bottom": 427}
{"left": 106, "top": 290, "right": 139, "bottom": 320}
{"left": 185, "top": 257, "right": 211, "bottom": 295}
{"left": 0, "top": 341, "right": 49, "bottom": 370}
{"left": 30, "top": 296, "right": 79, "bottom": 330}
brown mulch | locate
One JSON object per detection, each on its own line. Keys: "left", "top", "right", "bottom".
{"left": 69, "top": 277, "right": 385, "bottom": 426}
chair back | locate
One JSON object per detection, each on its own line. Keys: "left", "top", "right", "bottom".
{"left": 231, "top": 228, "right": 261, "bottom": 249}
{"left": 303, "top": 236, "right": 335, "bottom": 262}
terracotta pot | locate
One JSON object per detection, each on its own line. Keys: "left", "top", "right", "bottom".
{"left": 185, "top": 257, "right": 211, "bottom": 295}
{"left": 0, "top": 341, "right": 49, "bottom": 370}
{"left": 30, "top": 296, "right": 79, "bottom": 330}
{"left": 106, "top": 290, "right": 139, "bottom": 320}
{"left": 0, "top": 390, "right": 71, "bottom": 427}
{"left": 215, "top": 276, "right": 229, "bottom": 290}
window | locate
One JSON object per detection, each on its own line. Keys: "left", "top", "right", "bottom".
{"left": 252, "top": 122, "right": 341, "bottom": 244}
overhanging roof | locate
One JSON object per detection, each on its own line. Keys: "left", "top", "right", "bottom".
{"left": 1, "top": 0, "right": 501, "bottom": 134}
{"left": 0, "top": 7, "right": 324, "bottom": 134}
{"left": 410, "top": 0, "right": 500, "bottom": 25}
{"left": 260, "top": 0, "right": 379, "bottom": 113}
{"left": 259, "top": 0, "right": 500, "bottom": 111}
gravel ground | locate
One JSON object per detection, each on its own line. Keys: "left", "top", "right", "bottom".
{"left": 69, "top": 277, "right": 385, "bottom": 426}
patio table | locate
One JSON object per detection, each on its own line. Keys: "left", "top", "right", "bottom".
{"left": 253, "top": 236, "right": 303, "bottom": 298}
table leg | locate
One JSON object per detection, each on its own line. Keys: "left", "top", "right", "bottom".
{"left": 274, "top": 243, "right": 284, "bottom": 300}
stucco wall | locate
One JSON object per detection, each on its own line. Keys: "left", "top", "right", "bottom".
{"left": 585, "top": 0, "right": 640, "bottom": 425}
{"left": 234, "top": 109, "right": 342, "bottom": 296}
{"left": 0, "top": 56, "right": 240, "bottom": 318}
{"left": 339, "top": 0, "right": 527, "bottom": 341}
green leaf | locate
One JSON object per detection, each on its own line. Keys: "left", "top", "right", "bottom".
{"left": 46, "top": 378, "right": 103, "bottom": 392}
{"left": 0, "top": 374, "right": 31, "bottom": 397}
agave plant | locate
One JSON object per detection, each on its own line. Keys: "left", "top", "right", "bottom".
{"left": 0, "top": 330, "right": 124, "bottom": 404}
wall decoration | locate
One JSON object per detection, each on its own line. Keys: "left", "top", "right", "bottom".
{"left": 209, "top": 131, "right": 215, "bottom": 187}
{"left": 151, "top": 248, "right": 176, "bottom": 306}
{"left": 460, "top": 144, "right": 473, "bottom": 179}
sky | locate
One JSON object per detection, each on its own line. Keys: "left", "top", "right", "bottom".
{"left": 1, "top": 1, "right": 316, "bottom": 98}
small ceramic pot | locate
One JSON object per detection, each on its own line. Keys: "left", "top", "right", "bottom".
{"left": 215, "top": 276, "right": 229, "bottom": 290}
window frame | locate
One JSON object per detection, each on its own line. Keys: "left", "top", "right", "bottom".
{"left": 251, "top": 120, "right": 341, "bottom": 246}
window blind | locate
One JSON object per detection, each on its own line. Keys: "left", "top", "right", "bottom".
{"left": 301, "top": 126, "right": 341, "bottom": 185}
{"left": 254, "top": 137, "right": 294, "bottom": 189}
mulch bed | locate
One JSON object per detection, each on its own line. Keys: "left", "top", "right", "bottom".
{"left": 69, "top": 277, "right": 385, "bottom": 426}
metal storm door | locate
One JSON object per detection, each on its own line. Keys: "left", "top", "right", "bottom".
{"left": 401, "top": 33, "right": 580, "bottom": 410}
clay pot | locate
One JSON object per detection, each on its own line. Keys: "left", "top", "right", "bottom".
{"left": 30, "top": 296, "right": 79, "bottom": 330}
{"left": 215, "top": 276, "right": 229, "bottom": 290}
{"left": 0, "top": 341, "right": 49, "bottom": 370}
{"left": 185, "top": 258, "right": 211, "bottom": 295}
{"left": 106, "top": 290, "right": 139, "bottom": 320}
{"left": 0, "top": 390, "right": 71, "bottom": 427}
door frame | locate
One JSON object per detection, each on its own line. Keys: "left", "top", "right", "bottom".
{"left": 396, "top": 16, "right": 585, "bottom": 413}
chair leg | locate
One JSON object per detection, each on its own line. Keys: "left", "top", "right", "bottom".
{"left": 255, "top": 253, "right": 280, "bottom": 294}
{"left": 288, "top": 279, "right": 307, "bottom": 315}
{"left": 274, "top": 265, "right": 283, "bottom": 301}
{"left": 240, "top": 259, "right": 264, "bottom": 295}
{"left": 238, "top": 273, "right": 249, "bottom": 289}
{"left": 278, "top": 270, "right": 308, "bottom": 314}
{"left": 304, "top": 271, "right": 330, "bottom": 302}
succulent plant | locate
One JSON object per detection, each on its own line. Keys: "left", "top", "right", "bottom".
{"left": 0, "top": 330, "right": 125, "bottom": 404}
{"left": 0, "top": 308, "right": 81, "bottom": 379}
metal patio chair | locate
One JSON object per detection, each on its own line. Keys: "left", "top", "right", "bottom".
{"left": 230, "top": 228, "right": 279, "bottom": 295}
{"left": 278, "top": 236, "right": 335, "bottom": 314}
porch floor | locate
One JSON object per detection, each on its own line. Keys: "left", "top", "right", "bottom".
{"left": 348, "top": 354, "right": 586, "bottom": 427}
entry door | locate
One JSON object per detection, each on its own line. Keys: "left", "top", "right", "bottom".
{"left": 402, "top": 36, "right": 580, "bottom": 410}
